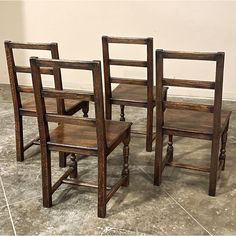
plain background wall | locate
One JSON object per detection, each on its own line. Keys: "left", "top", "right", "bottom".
{"left": 0, "top": 0, "right": 236, "bottom": 100}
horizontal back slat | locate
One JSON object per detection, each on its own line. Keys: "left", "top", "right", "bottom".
{"left": 42, "top": 88, "right": 94, "bottom": 101}
{"left": 17, "top": 85, "right": 33, "bottom": 93}
{"left": 163, "top": 50, "right": 219, "bottom": 61}
{"left": 15, "top": 66, "right": 54, "bottom": 75}
{"left": 163, "top": 78, "right": 215, "bottom": 89}
{"left": 110, "top": 77, "right": 147, "bottom": 85}
{"left": 36, "top": 58, "right": 96, "bottom": 70}
{"left": 6, "top": 41, "right": 54, "bottom": 50}
{"left": 46, "top": 114, "right": 96, "bottom": 126}
{"left": 164, "top": 101, "right": 214, "bottom": 113}
{"left": 109, "top": 59, "right": 147, "bottom": 67}
{"left": 106, "top": 36, "right": 148, "bottom": 45}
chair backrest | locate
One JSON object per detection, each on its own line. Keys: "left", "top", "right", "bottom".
{"left": 156, "top": 49, "right": 225, "bottom": 137}
{"left": 4, "top": 41, "right": 66, "bottom": 114}
{"left": 102, "top": 36, "right": 153, "bottom": 101}
{"left": 30, "top": 57, "right": 106, "bottom": 152}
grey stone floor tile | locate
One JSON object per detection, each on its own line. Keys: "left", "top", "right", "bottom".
{"left": 0, "top": 205, "right": 14, "bottom": 235}
{"left": 8, "top": 167, "right": 209, "bottom": 235}
{"left": 0, "top": 84, "right": 235, "bottom": 235}
{"left": 0, "top": 180, "right": 7, "bottom": 207}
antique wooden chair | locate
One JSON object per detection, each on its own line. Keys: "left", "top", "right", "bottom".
{"left": 5, "top": 41, "right": 89, "bottom": 167}
{"left": 30, "top": 57, "right": 132, "bottom": 218}
{"left": 155, "top": 49, "right": 232, "bottom": 196}
{"left": 102, "top": 36, "right": 168, "bottom": 152}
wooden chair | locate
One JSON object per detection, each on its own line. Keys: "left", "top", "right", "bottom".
{"left": 102, "top": 36, "right": 168, "bottom": 152}
{"left": 30, "top": 57, "right": 132, "bottom": 218}
{"left": 4, "top": 41, "right": 89, "bottom": 167}
{"left": 155, "top": 49, "right": 232, "bottom": 196}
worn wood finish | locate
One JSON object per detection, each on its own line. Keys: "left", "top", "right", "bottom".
{"left": 30, "top": 58, "right": 132, "bottom": 218}
{"left": 4, "top": 41, "right": 89, "bottom": 167}
{"left": 163, "top": 78, "right": 215, "bottom": 89}
{"left": 154, "top": 49, "right": 232, "bottom": 196}
{"left": 102, "top": 36, "right": 168, "bottom": 152}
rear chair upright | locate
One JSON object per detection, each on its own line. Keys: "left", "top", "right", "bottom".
{"left": 155, "top": 49, "right": 231, "bottom": 196}
{"left": 4, "top": 41, "right": 89, "bottom": 167}
{"left": 102, "top": 36, "right": 168, "bottom": 152}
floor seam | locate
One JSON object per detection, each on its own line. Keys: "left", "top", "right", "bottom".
{"left": 0, "top": 177, "right": 17, "bottom": 236}
{"left": 137, "top": 166, "right": 213, "bottom": 236}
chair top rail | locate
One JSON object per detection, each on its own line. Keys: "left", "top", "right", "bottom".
{"left": 33, "top": 57, "right": 99, "bottom": 70}
{"left": 157, "top": 49, "right": 224, "bottom": 61}
{"left": 5, "top": 40, "right": 56, "bottom": 50}
{"left": 103, "top": 36, "right": 151, "bottom": 45}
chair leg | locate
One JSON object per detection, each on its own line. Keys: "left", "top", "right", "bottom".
{"left": 209, "top": 137, "right": 220, "bottom": 196}
{"left": 59, "top": 152, "right": 67, "bottom": 168}
{"left": 120, "top": 105, "right": 125, "bottom": 121}
{"left": 97, "top": 153, "right": 107, "bottom": 218}
{"left": 41, "top": 148, "right": 52, "bottom": 208}
{"left": 146, "top": 106, "right": 153, "bottom": 152}
{"left": 105, "top": 100, "right": 112, "bottom": 120}
{"left": 69, "top": 154, "right": 77, "bottom": 178}
{"left": 122, "top": 130, "right": 131, "bottom": 187}
{"left": 220, "top": 122, "right": 229, "bottom": 171}
{"left": 15, "top": 115, "right": 24, "bottom": 162}
{"left": 167, "top": 135, "right": 174, "bottom": 163}
{"left": 82, "top": 101, "right": 89, "bottom": 118}
{"left": 154, "top": 130, "right": 163, "bottom": 186}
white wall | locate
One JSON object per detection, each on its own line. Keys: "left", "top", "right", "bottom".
{"left": 0, "top": 1, "right": 236, "bottom": 99}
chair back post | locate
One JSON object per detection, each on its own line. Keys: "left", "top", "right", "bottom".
{"left": 4, "top": 41, "right": 22, "bottom": 110}
{"left": 102, "top": 36, "right": 112, "bottom": 119}
{"left": 212, "top": 52, "right": 225, "bottom": 138}
{"left": 155, "top": 49, "right": 164, "bottom": 122}
{"left": 50, "top": 43, "right": 66, "bottom": 115}
{"left": 92, "top": 61, "right": 107, "bottom": 154}
{"left": 30, "top": 57, "right": 50, "bottom": 144}
{"left": 146, "top": 38, "right": 154, "bottom": 106}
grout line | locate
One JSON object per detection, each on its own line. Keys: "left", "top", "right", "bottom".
{"left": 0, "top": 177, "right": 17, "bottom": 236}
{"left": 137, "top": 166, "right": 213, "bottom": 236}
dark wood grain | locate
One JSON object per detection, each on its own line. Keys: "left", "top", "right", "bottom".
{"left": 154, "top": 49, "right": 232, "bottom": 196}
{"left": 102, "top": 36, "right": 166, "bottom": 152}
{"left": 4, "top": 41, "right": 89, "bottom": 166}
{"left": 30, "top": 57, "right": 132, "bottom": 218}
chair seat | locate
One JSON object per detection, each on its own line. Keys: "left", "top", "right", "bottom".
{"left": 164, "top": 109, "right": 231, "bottom": 136}
{"left": 111, "top": 84, "right": 168, "bottom": 105}
{"left": 48, "top": 119, "right": 132, "bottom": 153}
{"left": 21, "top": 96, "right": 85, "bottom": 115}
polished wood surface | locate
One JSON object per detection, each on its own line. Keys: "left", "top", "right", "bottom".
{"left": 4, "top": 41, "right": 89, "bottom": 167}
{"left": 49, "top": 120, "right": 131, "bottom": 152}
{"left": 102, "top": 36, "right": 167, "bottom": 151}
{"left": 30, "top": 57, "right": 132, "bottom": 218}
{"left": 155, "top": 49, "right": 232, "bottom": 196}
{"left": 164, "top": 109, "right": 231, "bottom": 138}
{"left": 21, "top": 96, "right": 86, "bottom": 117}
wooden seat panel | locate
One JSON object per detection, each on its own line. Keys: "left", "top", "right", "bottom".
{"left": 112, "top": 84, "right": 168, "bottom": 104}
{"left": 21, "top": 96, "right": 85, "bottom": 114}
{"left": 164, "top": 108, "right": 231, "bottom": 135}
{"left": 112, "top": 84, "right": 154, "bottom": 103}
{"left": 49, "top": 120, "right": 132, "bottom": 150}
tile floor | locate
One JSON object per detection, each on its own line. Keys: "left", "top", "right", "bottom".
{"left": 0, "top": 84, "right": 235, "bottom": 235}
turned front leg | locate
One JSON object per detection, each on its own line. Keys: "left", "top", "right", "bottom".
{"left": 69, "top": 154, "right": 78, "bottom": 178}
{"left": 122, "top": 129, "right": 130, "bottom": 186}
{"left": 120, "top": 105, "right": 125, "bottom": 121}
